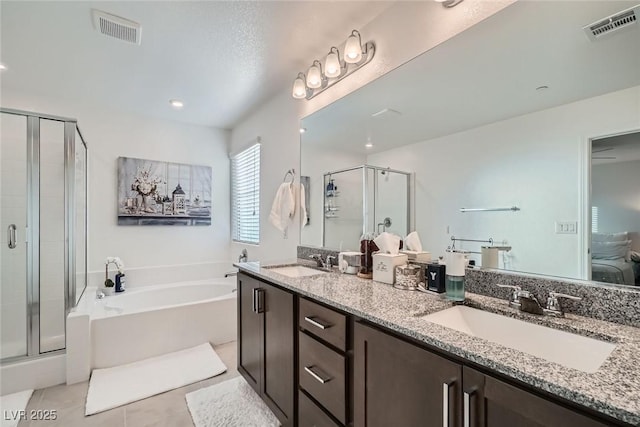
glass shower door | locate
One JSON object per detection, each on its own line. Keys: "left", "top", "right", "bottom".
{"left": 0, "top": 112, "right": 29, "bottom": 359}
{"left": 375, "top": 169, "right": 409, "bottom": 237}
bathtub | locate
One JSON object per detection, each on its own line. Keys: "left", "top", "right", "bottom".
{"left": 66, "top": 278, "right": 237, "bottom": 383}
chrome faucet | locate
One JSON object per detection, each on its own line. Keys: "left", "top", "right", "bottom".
{"left": 309, "top": 254, "right": 336, "bottom": 270}
{"left": 495, "top": 283, "right": 543, "bottom": 314}
{"left": 496, "top": 284, "right": 581, "bottom": 317}
{"left": 238, "top": 249, "right": 248, "bottom": 263}
{"left": 543, "top": 292, "right": 582, "bottom": 317}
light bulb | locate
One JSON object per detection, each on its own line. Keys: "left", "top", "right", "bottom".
{"left": 292, "top": 76, "right": 307, "bottom": 99}
{"left": 344, "top": 33, "right": 363, "bottom": 64}
{"left": 325, "top": 51, "right": 341, "bottom": 78}
{"left": 306, "top": 63, "right": 322, "bottom": 89}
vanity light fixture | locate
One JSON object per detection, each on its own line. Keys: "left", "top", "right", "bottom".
{"left": 0, "top": 63, "right": 6, "bottom": 71}
{"left": 434, "top": 0, "right": 465, "bottom": 8}
{"left": 365, "top": 142, "right": 373, "bottom": 149}
{"left": 291, "top": 29, "right": 375, "bottom": 100}
{"left": 169, "top": 99, "right": 184, "bottom": 109}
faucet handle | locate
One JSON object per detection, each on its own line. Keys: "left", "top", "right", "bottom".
{"left": 495, "top": 283, "right": 522, "bottom": 303}
{"left": 545, "top": 291, "right": 582, "bottom": 316}
{"left": 325, "top": 255, "right": 337, "bottom": 267}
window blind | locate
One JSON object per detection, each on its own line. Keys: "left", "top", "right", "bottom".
{"left": 231, "top": 143, "right": 260, "bottom": 244}
{"left": 591, "top": 206, "right": 599, "bottom": 233}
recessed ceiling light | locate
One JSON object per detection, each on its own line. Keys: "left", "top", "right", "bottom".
{"left": 169, "top": 99, "right": 184, "bottom": 109}
{"left": 365, "top": 142, "right": 373, "bottom": 149}
{"left": 0, "top": 63, "right": 7, "bottom": 71}
{"left": 299, "top": 128, "right": 307, "bottom": 134}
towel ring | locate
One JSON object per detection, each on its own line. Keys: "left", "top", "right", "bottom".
{"left": 283, "top": 168, "right": 295, "bottom": 184}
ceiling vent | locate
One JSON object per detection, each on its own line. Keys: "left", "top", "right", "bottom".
{"left": 583, "top": 5, "right": 639, "bottom": 41}
{"left": 92, "top": 10, "right": 141, "bottom": 45}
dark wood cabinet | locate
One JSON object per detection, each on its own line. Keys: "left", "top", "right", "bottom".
{"left": 353, "top": 321, "right": 463, "bottom": 427}
{"left": 462, "top": 366, "right": 609, "bottom": 427}
{"left": 237, "top": 273, "right": 295, "bottom": 427}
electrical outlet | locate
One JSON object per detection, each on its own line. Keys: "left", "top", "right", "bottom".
{"left": 555, "top": 221, "right": 577, "bottom": 234}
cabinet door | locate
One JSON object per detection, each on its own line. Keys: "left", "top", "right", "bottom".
{"left": 237, "top": 274, "right": 262, "bottom": 393}
{"left": 463, "top": 366, "right": 609, "bottom": 427}
{"left": 262, "top": 282, "right": 295, "bottom": 427}
{"left": 354, "top": 322, "right": 462, "bottom": 427}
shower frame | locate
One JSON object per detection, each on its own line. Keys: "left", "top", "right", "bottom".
{"left": 1, "top": 107, "right": 88, "bottom": 363}
{"left": 322, "top": 164, "right": 412, "bottom": 247}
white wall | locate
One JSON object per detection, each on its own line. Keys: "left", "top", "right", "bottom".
{"left": 300, "top": 143, "right": 366, "bottom": 250}
{"left": 592, "top": 159, "right": 640, "bottom": 235}
{"left": 232, "top": 0, "right": 514, "bottom": 262}
{"left": 1, "top": 90, "right": 232, "bottom": 284}
{"left": 367, "top": 86, "right": 640, "bottom": 280}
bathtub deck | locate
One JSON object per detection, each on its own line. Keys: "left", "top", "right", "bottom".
{"left": 18, "top": 341, "right": 237, "bottom": 427}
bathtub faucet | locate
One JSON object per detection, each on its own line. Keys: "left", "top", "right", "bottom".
{"left": 238, "top": 249, "right": 248, "bottom": 263}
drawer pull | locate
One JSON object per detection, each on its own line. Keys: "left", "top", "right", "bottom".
{"left": 304, "top": 316, "right": 332, "bottom": 330}
{"left": 464, "top": 388, "right": 476, "bottom": 427}
{"left": 304, "top": 365, "right": 332, "bottom": 384}
{"left": 442, "top": 380, "right": 454, "bottom": 427}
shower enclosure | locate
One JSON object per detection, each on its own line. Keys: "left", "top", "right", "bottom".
{"left": 1, "top": 108, "right": 87, "bottom": 363}
{"left": 323, "top": 165, "right": 411, "bottom": 250}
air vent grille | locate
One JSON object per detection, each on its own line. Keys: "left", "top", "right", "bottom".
{"left": 584, "top": 5, "right": 639, "bottom": 41}
{"left": 92, "top": 10, "right": 141, "bottom": 45}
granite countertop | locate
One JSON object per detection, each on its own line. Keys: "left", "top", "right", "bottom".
{"left": 235, "top": 260, "right": 640, "bottom": 426}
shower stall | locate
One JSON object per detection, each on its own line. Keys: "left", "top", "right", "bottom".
{"left": 1, "top": 108, "right": 87, "bottom": 363}
{"left": 323, "top": 165, "right": 411, "bottom": 250}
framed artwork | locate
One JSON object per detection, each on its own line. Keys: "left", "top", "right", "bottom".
{"left": 117, "top": 156, "right": 212, "bottom": 225}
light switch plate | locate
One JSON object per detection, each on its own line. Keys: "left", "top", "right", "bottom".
{"left": 555, "top": 221, "right": 578, "bottom": 234}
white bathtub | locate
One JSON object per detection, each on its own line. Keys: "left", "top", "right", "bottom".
{"left": 66, "top": 278, "right": 237, "bottom": 383}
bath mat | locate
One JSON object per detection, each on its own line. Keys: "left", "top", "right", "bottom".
{"left": 1, "top": 389, "right": 33, "bottom": 427}
{"left": 85, "top": 343, "right": 226, "bottom": 415}
{"left": 186, "top": 376, "right": 280, "bottom": 427}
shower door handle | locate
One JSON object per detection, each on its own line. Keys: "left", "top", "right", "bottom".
{"left": 7, "top": 224, "right": 17, "bottom": 249}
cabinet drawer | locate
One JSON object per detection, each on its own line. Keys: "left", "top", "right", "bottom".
{"left": 299, "top": 391, "right": 341, "bottom": 427}
{"left": 299, "top": 298, "right": 346, "bottom": 351}
{"left": 299, "top": 332, "right": 346, "bottom": 424}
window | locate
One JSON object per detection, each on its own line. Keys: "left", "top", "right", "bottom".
{"left": 231, "top": 143, "right": 260, "bottom": 244}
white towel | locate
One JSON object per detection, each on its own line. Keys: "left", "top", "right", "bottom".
{"left": 269, "top": 183, "right": 295, "bottom": 234}
{"left": 300, "top": 183, "right": 308, "bottom": 228}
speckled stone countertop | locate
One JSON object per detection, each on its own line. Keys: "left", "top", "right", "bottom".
{"left": 235, "top": 261, "right": 640, "bottom": 426}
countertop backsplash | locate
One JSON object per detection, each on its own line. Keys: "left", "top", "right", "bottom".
{"left": 297, "top": 245, "right": 640, "bottom": 327}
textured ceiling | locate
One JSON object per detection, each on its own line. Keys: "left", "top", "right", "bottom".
{"left": 0, "top": 1, "right": 393, "bottom": 129}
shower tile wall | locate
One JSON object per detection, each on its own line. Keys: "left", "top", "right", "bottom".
{"left": 0, "top": 113, "right": 28, "bottom": 359}
{"left": 39, "top": 119, "right": 66, "bottom": 352}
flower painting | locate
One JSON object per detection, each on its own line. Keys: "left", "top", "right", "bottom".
{"left": 117, "top": 157, "right": 212, "bottom": 225}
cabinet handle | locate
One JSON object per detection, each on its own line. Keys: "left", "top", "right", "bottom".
{"left": 464, "top": 389, "right": 476, "bottom": 427}
{"left": 304, "top": 316, "right": 332, "bottom": 330}
{"left": 442, "top": 380, "right": 454, "bottom": 427}
{"left": 256, "top": 288, "right": 265, "bottom": 313}
{"left": 304, "top": 365, "right": 332, "bottom": 384}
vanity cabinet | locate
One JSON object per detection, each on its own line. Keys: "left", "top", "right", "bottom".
{"left": 353, "top": 321, "right": 463, "bottom": 427}
{"left": 462, "top": 367, "right": 609, "bottom": 427}
{"left": 237, "top": 273, "right": 295, "bottom": 427}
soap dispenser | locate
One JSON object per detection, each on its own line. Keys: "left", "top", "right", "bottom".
{"left": 444, "top": 251, "right": 466, "bottom": 302}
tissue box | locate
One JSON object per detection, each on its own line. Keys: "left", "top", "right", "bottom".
{"left": 400, "top": 250, "right": 431, "bottom": 263}
{"left": 373, "top": 253, "right": 409, "bottom": 284}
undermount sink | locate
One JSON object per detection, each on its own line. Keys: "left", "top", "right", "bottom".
{"left": 268, "top": 265, "right": 329, "bottom": 278}
{"left": 422, "top": 306, "right": 616, "bottom": 373}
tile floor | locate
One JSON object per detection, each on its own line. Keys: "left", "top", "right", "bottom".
{"left": 18, "top": 341, "right": 238, "bottom": 427}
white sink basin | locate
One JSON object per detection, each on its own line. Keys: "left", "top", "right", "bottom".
{"left": 422, "top": 306, "right": 616, "bottom": 373}
{"left": 268, "top": 265, "right": 328, "bottom": 278}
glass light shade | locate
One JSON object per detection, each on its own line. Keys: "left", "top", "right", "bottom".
{"left": 325, "top": 52, "right": 341, "bottom": 78}
{"left": 292, "top": 77, "right": 307, "bottom": 99}
{"left": 306, "top": 64, "right": 322, "bottom": 89}
{"left": 344, "top": 34, "right": 363, "bottom": 63}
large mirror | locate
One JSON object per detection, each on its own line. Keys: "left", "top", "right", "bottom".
{"left": 300, "top": 1, "right": 640, "bottom": 287}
